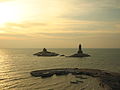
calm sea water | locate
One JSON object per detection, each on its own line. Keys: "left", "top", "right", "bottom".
{"left": 0, "top": 48, "right": 120, "bottom": 90}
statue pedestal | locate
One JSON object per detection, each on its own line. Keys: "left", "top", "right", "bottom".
{"left": 77, "top": 50, "right": 83, "bottom": 54}
{"left": 69, "top": 44, "right": 90, "bottom": 57}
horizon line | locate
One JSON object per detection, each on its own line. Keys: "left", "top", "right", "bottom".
{"left": 0, "top": 47, "right": 120, "bottom": 49}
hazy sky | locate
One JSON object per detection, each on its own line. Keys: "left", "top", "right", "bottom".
{"left": 0, "top": 0, "right": 120, "bottom": 48}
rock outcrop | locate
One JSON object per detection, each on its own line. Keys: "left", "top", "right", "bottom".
{"left": 69, "top": 44, "right": 90, "bottom": 57}
{"left": 30, "top": 68, "right": 120, "bottom": 90}
{"left": 33, "top": 48, "right": 59, "bottom": 56}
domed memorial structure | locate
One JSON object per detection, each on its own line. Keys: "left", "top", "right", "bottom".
{"left": 69, "top": 44, "right": 90, "bottom": 57}
{"left": 33, "top": 48, "right": 59, "bottom": 56}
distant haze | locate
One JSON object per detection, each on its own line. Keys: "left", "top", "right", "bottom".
{"left": 0, "top": 0, "right": 120, "bottom": 48}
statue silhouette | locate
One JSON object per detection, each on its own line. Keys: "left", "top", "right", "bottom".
{"left": 79, "top": 44, "right": 81, "bottom": 51}
{"left": 78, "top": 44, "right": 83, "bottom": 54}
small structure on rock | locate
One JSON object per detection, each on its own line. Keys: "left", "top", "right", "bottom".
{"left": 33, "top": 48, "right": 59, "bottom": 56}
{"left": 69, "top": 44, "right": 90, "bottom": 57}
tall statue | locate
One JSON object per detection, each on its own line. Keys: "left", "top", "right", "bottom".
{"left": 78, "top": 44, "right": 83, "bottom": 54}
{"left": 79, "top": 44, "right": 82, "bottom": 51}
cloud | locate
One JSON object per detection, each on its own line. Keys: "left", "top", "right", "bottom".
{"left": 0, "top": 19, "right": 119, "bottom": 40}
{"left": 0, "top": 18, "right": 119, "bottom": 41}
{"left": 59, "top": 0, "right": 120, "bottom": 22}
{"left": 30, "top": 29, "right": 120, "bottom": 40}
{"left": 67, "top": 0, "right": 120, "bottom": 8}
{"left": 5, "top": 22, "right": 47, "bottom": 28}
{"left": 61, "top": 8, "right": 120, "bottom": 21}
{"left": 0, "top": 32, "right": 33, "bottom": 40}
{"left": 115, "top": 23, "right": 120, "bottom": 29}
{"left": 0, "top": 21, "right": 48, "bottom": 35}
{"left": 92, "top": 0, "right": 120, "bottom": 8}
{"left": 0, "top": 0, "right": 13, "bottom": 2}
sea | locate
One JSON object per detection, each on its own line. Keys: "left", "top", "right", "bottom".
{"left": 0, "top": 48, "right": 120, "bottom": 90}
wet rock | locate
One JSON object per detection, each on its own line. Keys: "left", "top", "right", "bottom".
{"left": 40, "top": 72, "right": 54, "bottom": 78}
{"left": 55, "top": 70, "right": 69, "bottom": 76}
{"left": 31, "top": 71, "right": 53, "bottom": 78}
{"left": 70, "top": 80, "right": 84, "bottom": 84}
{"left": 30, "top": 68, "right": 120, "bottom": 90}
{"left": 60, "top": 54, "right": 65, "bottom": 56}
{"left": 70, "top": 81, "right": 78, "bottom": 84}
{"left": 75, "top": 75, "right": 87, "bottom": 79}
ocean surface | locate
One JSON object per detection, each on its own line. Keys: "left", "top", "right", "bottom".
{"left": 0, "top": 48, "right": 120, "bottom": 90}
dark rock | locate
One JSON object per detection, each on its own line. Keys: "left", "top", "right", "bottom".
{"left": 71, "top": 71, "right": 83, "bottom": 75}
{"left": 69, "top": 53, "right": 90, "bottom": 57}
{"left": 76, "top": 80, "right": 84, "bottom": 83}
{"left": 69, "top": 44, "right": 90, "bottom": 57}
{"left": 33, "top": 48, "right": 59, "bottom": 56}
{"left": 70, "top": 81, "right": 78, "bottom": 84}
{"left": 60, "top": 54, "right": 65, "bottom": 56}
{"left": 30, "top": 68, "right": 120, "bottom": 90}
{"left": 55, "top": 70, "right": 69, "bottom": 76}
{"left": 31, "top": 71, "right": 53, "bottom": 78}
{"left": 40, "top": 72, "right": 54, "bottom": 78}
{"left": 75, "top": 75, "right": 87, "bottom": 79}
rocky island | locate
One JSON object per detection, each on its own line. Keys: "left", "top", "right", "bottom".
{"left": 69, "top": 44, "right": 90, "bottom": 57}
{"left": 30, "top": 68, "right": 120, "bottom": 90}
{"left": 33, "top": 48, "right": 59, "bottom": 56}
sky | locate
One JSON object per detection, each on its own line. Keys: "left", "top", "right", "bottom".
{"left": 0, "top": 0, "right": 120, "bottom": 48}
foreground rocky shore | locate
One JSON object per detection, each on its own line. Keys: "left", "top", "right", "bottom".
{"left": 31, "top": 68, "right": 120, "bottom": 90}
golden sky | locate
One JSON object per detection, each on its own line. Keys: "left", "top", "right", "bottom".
{"left": 0, "top": 0, "right": 120, "bottom": 48}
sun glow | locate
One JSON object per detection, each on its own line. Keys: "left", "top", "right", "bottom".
{"left": 0, "top": 2, "right": 22, "bottom": 25}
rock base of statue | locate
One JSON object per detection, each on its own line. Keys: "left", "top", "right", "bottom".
{"left": 69, "top": 53, "right": 90, "bottom": 57}
{"left": 69, "top": 44, "right": 90, "bottom": 57}
{"left": 33, "top": 48, "right": 59, "bottom": 56}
